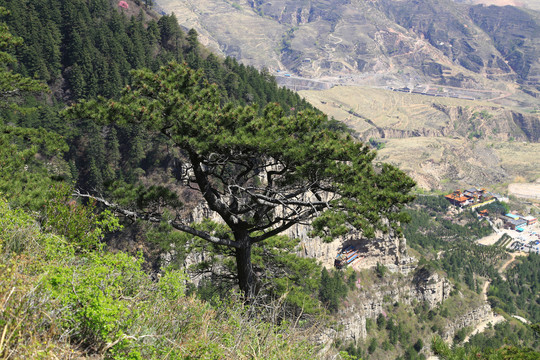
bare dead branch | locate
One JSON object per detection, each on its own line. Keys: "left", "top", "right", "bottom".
{"left": 73, "top": 190, "right": 240, "bottom": 249}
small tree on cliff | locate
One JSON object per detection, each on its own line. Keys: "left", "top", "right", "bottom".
{"left": 68, "top": 62, "right": 415, "bottom": 298}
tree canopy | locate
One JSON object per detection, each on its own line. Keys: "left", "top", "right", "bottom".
{"left": 0, "top": 7, "right": 68, "bottom": 209}
{"left": 0, "top": 7, "right": 47, "bottom": 109}
{"left": 68, "top": 62, "right": 415, "bottom": 297}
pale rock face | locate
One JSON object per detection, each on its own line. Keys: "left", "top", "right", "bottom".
{"left": 294, "top": 225, "right": 408, "bottom": 270}
{"left": 316, "top": 269, "right": 454, "bottom": 344}
{"left": 339, "top": 313, "right": 368, "bottom": 342}
{"left": 442, "top": 303, "right": 493, "bottom": 341}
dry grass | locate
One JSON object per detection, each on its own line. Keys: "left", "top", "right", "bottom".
{"left": 508, "top": 183, "right": 540, "bottom": 200}
{"left": 493, "top": 142, "right": 540, "bottom": 183}
{"left": 299, "top": 86, "right": 503, "bottom": 132}
{"left": 298, "top": 86, "right": 540, "bottom": 190}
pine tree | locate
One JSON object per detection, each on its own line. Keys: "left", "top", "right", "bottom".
{"left": 68, "top": 62, "right": 415, "bottom": 298}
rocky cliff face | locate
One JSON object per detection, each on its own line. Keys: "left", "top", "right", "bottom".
{"left": 354, "top": 102, "right": 540, "bottom": 144}
{"left": 295, "top": 224, "right": 410, "bottom": 270}
{"left": 318, "top": 269, "right": 453, "bottom": 344}
{"left": 157, "top": 0, "right": 540, "bottom": 98}
{"left": 442, "top": 304, "right": 493, "bottom": 341}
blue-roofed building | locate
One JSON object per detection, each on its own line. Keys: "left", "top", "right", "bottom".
{"left": 505, "top": 213, "right": 520, "bottom": 220}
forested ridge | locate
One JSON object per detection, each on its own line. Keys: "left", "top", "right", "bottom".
{"left": 0, "top": 0, "right": 316, "bottom": 196}
{"left": 1, "top": 1, "right": 539, "bottom": 359}
{"left": 401, "top": 196, "right": 540, "bottom": 355}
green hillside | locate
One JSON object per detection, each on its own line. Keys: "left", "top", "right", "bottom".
{"left": 0, "top": 1, "right": 538, "bottom": 359}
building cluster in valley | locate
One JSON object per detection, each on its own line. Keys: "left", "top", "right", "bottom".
{"left": 503, "top": 213, "right": 537, "bottom": 231}
{"left": 444, "top": 187, "right": 502, "bottom": 209}
{"left": 445, "top": 187, "right": 537, "bottom": 230}
{"left": 446, "top": 187, "right": 539, "bottom": 253}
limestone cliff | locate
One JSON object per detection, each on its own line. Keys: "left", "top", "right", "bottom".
{"left": 442, "top": 304, "right": 493, "bottom": 342}
{"left": 318, "top": 269, "right": 453, "bottom": 344}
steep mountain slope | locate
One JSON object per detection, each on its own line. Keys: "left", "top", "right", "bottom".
{"left": 156, "top": 0, "right": 540, "bottom": 98}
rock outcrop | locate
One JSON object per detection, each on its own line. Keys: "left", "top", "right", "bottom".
{"left": 318, "top": 268, "right": 453, "bottom": 344}
{"left": 442, "top": 304, "right": 493, "bottom": 342}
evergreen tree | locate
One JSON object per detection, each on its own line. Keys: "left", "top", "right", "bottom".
{"left": 0, "top": 7, "right": 67, "bottom": 208}
{"left": 68, "top": 62, "right": 415, "bottom": 298}
{"left": 0, "top": 7, "right": 47, "bottom": 109}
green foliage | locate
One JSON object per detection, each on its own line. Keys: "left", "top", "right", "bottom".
{"left": 0, "top": 7, "right": 47, "bottom": 110}
{"left": 414, "top": 338, "right": 424, "bottom": 352}
{"left": 376, "top": 262, "right": 388, "bottom": 278}
{"left": 467, "top": 321, "right": 539, "bottom": 354}
{"left": 377, "top": 313, "right": 386, "bottom": 330}
{"left": 47, "top": 251, "right": 147, "bottom": 350}
{"left": 432, "top": 335, "right": 540, "bottom": 359}
{"left": 0, "top": 7, "right": 71, "bottom": 210}
{"left": 476, "top": 201, "right": 510, "bottom": 216}
{"left": 0, "top": 199, "right": 319, "bottom": 359}
{"left": 488, "top": 254, "right": 540, "bottom": 323}
{"left": 108, "top": 180, "right": 183, "bottom": 212}
{"left": 342, "top": 343, "right": 365, "bottom": 360}
{"left": 0, "top": 197, "right": 39, "bottom": 255}
{"left": 319, "top": 268, "right": 348, "bottom": 313}
{"left": 368, "top": 337, "right": 377, "bottom": 354}
{"left": 0, "top": 122, "right": 69, "bottom": 210}
{"left": 454, "top": 327, "right": 470, "bottom": 343}
{"left": 44, "top": 185, "right": 122, "bottom": 252}
{"left": 346, "top": 267, "right": 358, "bottom": 290}
{"left": 252, "top": 235, "right": 323, "bottom": 314}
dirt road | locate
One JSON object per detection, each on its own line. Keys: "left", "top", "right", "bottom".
{"left": 463, "top": 252, "right": 526, "bottom": 343}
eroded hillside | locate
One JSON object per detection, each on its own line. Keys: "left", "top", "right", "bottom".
{"left": 299, "top": 86, "right": 540, "bottom": 190}
{"left": 156, "top": 0, "right": 540, "bottom": 101}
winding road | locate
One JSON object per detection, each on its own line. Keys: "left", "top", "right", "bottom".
{"left": 463, "top": 251, "right": 527, "bottom": 343}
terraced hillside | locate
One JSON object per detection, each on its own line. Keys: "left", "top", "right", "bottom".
{"left": 299, "top": 86, "right": 540, "bottom": 190}
{"left": 155, "top": 0, "right": 540, "bottom": 189}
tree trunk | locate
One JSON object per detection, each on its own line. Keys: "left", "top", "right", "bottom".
{"left": 235, "top": 236, "right": 256, "bottom": 299}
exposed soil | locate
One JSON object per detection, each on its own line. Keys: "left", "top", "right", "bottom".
{"left": 508, "top": 183, "right": 540, "bottom": 201}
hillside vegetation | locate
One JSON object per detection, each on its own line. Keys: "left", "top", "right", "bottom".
{"left": 0, "top": 196, "right": 318, "bottom": 359}
{"left": 1, "top": 1, "right": 539, "bottom": 359}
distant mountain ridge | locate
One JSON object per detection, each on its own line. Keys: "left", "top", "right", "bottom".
{"left": 156, "top": 0, "right": 540, "bottom": 98}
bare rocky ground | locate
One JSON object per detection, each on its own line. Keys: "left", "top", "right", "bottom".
{"left": 460, "top": 0, "right": 540, "bottom": 11}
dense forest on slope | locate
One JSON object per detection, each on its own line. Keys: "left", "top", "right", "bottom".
{"left": 488, "top": 254, "right": 540, "bottom": 323}
{"left": 1, "top": 1, "right": 539, "bottom": 359}
{"left": 403, "top": 195, "right": 500, "bottom": 290}
{"left": 401, "top": 196, "right": 540, "bottom": 354}
{"left": 0, "top": 0, "right": 312, "bottom": 107}
{"left": 0, "top": 0, "right": 316, "bottom": 195}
